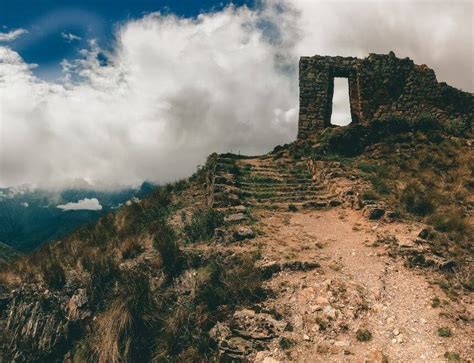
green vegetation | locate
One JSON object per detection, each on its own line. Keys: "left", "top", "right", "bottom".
{"left": 431, "top": 297, "right": 441, "bottom": 308}
{"left": 183, "top": 209, "right": 224, "bottom": 243}
{"left": 444, "top": 351, "right": 461, "bottom": 361}
{"left": 437, "top": 326, "right": 453, "bottom": 337}
{"left": 279, "top": 337, "right": 296, "bottom": 350}
{"left": 356, "top": 328, "right": 372, "bottom": 342}
{"left": 288, "top": 204, "right": 298, "bottom": 212}
{"left": 0, "top": 176, "right": 264, "bottom": 361}
{"left": 306, "top": 114, "right": 473, "bottom": 287}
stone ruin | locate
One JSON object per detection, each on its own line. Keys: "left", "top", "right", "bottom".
{"left": 297, "top": 52, "right": 473, "bottom": 139}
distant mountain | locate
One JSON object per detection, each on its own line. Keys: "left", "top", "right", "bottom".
{"left": 0, "top": 182, "right": 157, "bottom": 251}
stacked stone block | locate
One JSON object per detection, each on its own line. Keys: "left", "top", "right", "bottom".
{"left": 298, "top": 52, "right": 473, "bottom": 139}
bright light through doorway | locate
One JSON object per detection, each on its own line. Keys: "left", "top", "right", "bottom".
{"left": 330, "top": 77, "right": 352, "bottom": 126}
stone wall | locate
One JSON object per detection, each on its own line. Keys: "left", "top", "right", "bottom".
{"left": 298, "top": 52, "right": 473, "bottom": 139}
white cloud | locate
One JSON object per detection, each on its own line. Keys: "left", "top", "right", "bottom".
{"left": 0, "top": 1, "right": 472, "bottom": 188}
{"left": 57, "top": 198, "right": 102, "bottom": 211}
{"left": 0, "top": 28, "right": 28, "bottom": 42}
{"left": 61, "top": 32, "right": 82, "bottom": 42}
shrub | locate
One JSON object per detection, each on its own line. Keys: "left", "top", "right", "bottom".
{"left": 79, "top": 271, "right": 155, "bottom": 363}
{"left": 413, "top": 114, "right": 440, "bottom": 132}
{"left": 184, "top": 209, "right": 224, "bottom": 243}
{"left": 288, "top": 204, "right": 298, "bottom": 212}
{"left": 84, "top": 255, "right": 120, "bottom": 304}
{"left": 279, "top": 337, "right": 295, "bottom": 350}
{"left": 120, "top": 239, "right": 144, "bottom": 260}
{"left": 153, "top": 225, "right": 181, "bottom": 276}
{"left": 197, "top": 254, "right": 264, "bottom": 310}
{"left": 356, "top": 329, "right": 372, "bottom": 342}
{"left": 358, "top": 162, "right": 378, "bottom": 174}
{"left": 400, "top": 183, "right": 435, "bottom": 216}
{"left": 325, "top": 125, "right": 367, "bottom": 156}
{"left": 444, "top": 351, "right": 461, "bottom": 361}
{"left": 170, "top": 179, "right": 188, "bottom": 193}
{"left": 366, "top": 116, "right": 410, "bottom": 143}
{"left": 361, "top": 190, "right": 379, "bottom": 201}
{"left": 431, "top": 297, "right": 441, "bottom": 308}
{"left": 41, "top": 260, "right": 66, "bottom": 290}
{"left": 429, "top": 210, "right": 467, "bottom": 234}
{"left": 370, "top": 175, "right": 391, "bottom": 195}
{"left": 437, "top": 326, "right": 452, "bottom": 337}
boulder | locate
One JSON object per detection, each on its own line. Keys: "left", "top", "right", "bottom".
{"left": 234, "top": 226, "right": 256, "bottom": 241}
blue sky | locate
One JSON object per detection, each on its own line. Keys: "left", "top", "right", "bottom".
{"left": 0, "top": 0, "right": 254, "bottom": 79}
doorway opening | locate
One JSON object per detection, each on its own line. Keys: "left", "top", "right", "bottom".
{"left": 330, "top": 77, "right": 352, "bottom": 126}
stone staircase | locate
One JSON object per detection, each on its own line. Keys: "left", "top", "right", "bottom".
{"left": 208, "top": 154, "right": 342, "bottom": 211}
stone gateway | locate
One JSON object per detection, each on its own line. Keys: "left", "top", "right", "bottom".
{"left": 297, "top": 52, "right": 473, "bottom": 139}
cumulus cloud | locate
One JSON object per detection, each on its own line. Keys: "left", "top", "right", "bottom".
{"left": 0, "top": 0, "right": 472, "bottom": 188}
{"left": 0, "top": 28, "right": 28, "bottom": 42}
{"left": 61, "top": 31, "right": 82, "bottom": 42}
{"left": 57, "top": 198, "right": 102, "bottom": 211}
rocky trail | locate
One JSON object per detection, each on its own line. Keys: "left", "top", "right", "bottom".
{"left": 209, "top": 155, "right": 473, "bottom": 362}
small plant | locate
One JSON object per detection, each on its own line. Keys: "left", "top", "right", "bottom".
{"left": 400, "top": 182, "right": 435, "bottom": 216}
{"left": 361, "top": 190, "right": 379, "bottom": 201}
{"left": 120, "top": 239, "right": 144, "bottom": 259}
{"left": 431, "top": 297, "right": 441, "bottom": 308}
{"left": 444, "top": 351, "right": 460, "bottom": 361}
{"left": 288, "top": 204, "right": 298, "bottom": 212}
{"left": 41, "top": 260, "right": 66, "bottom": 290}
{"left": 428, "top": 210, "right": 467, "bottom": 234}
{"left": 279, "top": 337, "right": 295, "bottom": 350}
{"left": 153, "top": 224, "right": 181, "bottom": 276}
{"left": 356, "top": 329, "right": 372, "bottom": 342}
{"left": 197, "top": 254, "right": 264, "bottom": 310}
{"left": 183, "top": 209, "right": 224, "bottom": 243}
{"left": 437, "top": 326, "right": 452, "bottom": 337}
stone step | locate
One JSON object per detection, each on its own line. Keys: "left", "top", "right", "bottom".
{"left": 249, "top": 198, "right": 342, "bottom": 210}
{"left": 241, "top": 189, "right": 323, "bottom": 199}
{"left": 239, "top": 177, "right": 313, "bottom": 185}
{"left": 236, "top": 180, "right": 316, "bottom": 188}
{"left": 243, "top": 172, "right": 312, "bottom": 179}
{"left": 245, "top": 194, "right": 320, "bottom": 203}
{"left": 237, "top": 184, "right": 325, "bottom": 192}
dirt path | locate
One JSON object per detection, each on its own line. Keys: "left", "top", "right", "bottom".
{"left": 252, "top": 207, "right": 473, "bottom": 362}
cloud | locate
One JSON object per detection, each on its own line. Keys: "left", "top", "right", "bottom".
{"left": 0, "top": 28, "right": 28, "bottom": 42}
{"left": 57, "top": 198, "right": 102, "bottom": 211}
{"left": 61, "top": 31, "right": 82, "bottom": 42}
{"left": 0, "top": 1, "right": 472, "bottom": 188}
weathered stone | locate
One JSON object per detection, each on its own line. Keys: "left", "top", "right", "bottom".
{"left": 66, "top": 288, "right": 90, "bottom": 320}
{"left": 335, "top": 340, "right": 351, "bottom": 347}
{"left": 297, "top": 53, "right": 473, "bottom": 139}
{"left": 367, "top": 207, "right": 385, "bottom": 220}
{"left": 234, "top": 226, "right": 256, "bottom": 240}
{"left": 418, "top": 228, "right": 430, "bottom": 239}
{"left": 210, "top": 309, "right": 286, "bottom": 360}
{"left": 224, "top": 213, "right": 247, "bottom": 223}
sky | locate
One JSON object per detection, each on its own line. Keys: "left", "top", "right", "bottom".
{"left": 0, "top": 0, "right": 472, "bottom": 188}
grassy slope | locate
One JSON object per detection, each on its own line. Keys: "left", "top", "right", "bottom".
{"left": 288, "top": 114, "right": 473, "bottom": 289}
{"left": 0, "top": 114, "right": 472, "bottom": 361}
{"left": 0, "top": 242, "right": 21, "bottom": 264}
{"left": 0, "top": 170, "right": 264, "bottom": 362}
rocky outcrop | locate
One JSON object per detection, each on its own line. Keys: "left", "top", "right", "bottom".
{"left": 210, "top": 309, "right": 287, "bottom": 360}
{"left": 1, "top": 286, "right": 91, "bottom": 362}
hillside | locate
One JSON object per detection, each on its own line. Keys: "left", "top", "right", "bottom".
{"left": 0, "top": 113, "right": 472, "bottom": 362}
{"left": 0, "top": 182, "right": 155, "bottom": 251}
{"left": 0, "top": 242, "right": 21, "bottom": 264}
